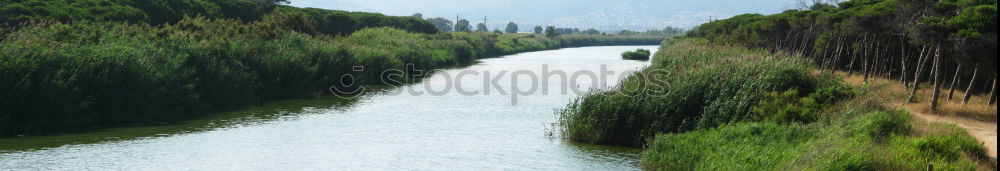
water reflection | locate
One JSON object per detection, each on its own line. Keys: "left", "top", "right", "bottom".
{"left": 0, "top": 97, "right": 360, "bottom": 152}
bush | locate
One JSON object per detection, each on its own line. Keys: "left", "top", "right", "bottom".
{"left": 807, "top": 74, "right": 857, "bottom": 104}
{"left": 621, "top": 49, "right": 651, "bottom": 60}
{"left": 752, "top": 90, "right": 821, "bottom": 123}
{"left": 559, "top": 39, "right": 814, "bottom": 146}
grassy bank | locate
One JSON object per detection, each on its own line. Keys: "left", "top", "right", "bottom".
{"left": 558, "top": 39, "right": 821, "bottom": 146}
{"left": 643, "top": 94, "right": 988, "bottom": 170}
{"left": 0, "top": 2, "right": 663, "bottom": 137}
{"left": 558, "top": 39, "right": 992, "bottom": 169}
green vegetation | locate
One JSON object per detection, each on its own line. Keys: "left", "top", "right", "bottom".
{"left": 0, "top": 0, "right": 438, "bottom": 36}
{"left": 559, "top": 39, "right": 990, "bottom": 169}
{"left": 643, "top": 109, "right": 985, "bottom": 170}
{"left": 559, "top": 39, "right": 817, "bottom": 146}
{"left": 621, "top": 49, "right": 651, "bottom": 60}
{"left": 557, "top": 1, "right": 997, "bottom": 167}
{"left": 475, "top": 23, "right": 488, "bottom": 32}
{"left": 0, "top": 1, "right": 664, "bottom": 137}
{"left": 687, "top": 0, "right": 997, "bottom": 109}
{"left": 425, "top": 17, "right": 453, "bottom": 32}
{"left": 544, "top": 26, "right": 558, "bottom": 38}
{"left": 454, "top": 19, "right": 471, "bottom": 32}
{"left": 504, "top": 22, "right": 518, "bottom": 33}
{"left": 619, "top": 26, "right": 686, "bottom": 36}
{"left": 1, "top": 0, "right": 284, "bottom": 25}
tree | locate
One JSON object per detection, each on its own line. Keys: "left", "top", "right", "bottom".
{"left": 534, "top": 26, "right": 543, "bottom": 34}
{"left": 619, "top": 30, "right": 639, "bottom": 35}
{"left": 962, "top": 67, "right": 979, "bottom": 105}
{"left": 544, "top": 26, "right": 559, "bottom": 38}
{"left": 411, "top": 13, "right": 423, "bottom": 19}
{"left": 493, "top": 29, "right": 503, "bottom": 34}
{"left": 931, "top": 45, "right": 942, "bottom": 111}
{"left": 582, "top": 28, "right": 601, "bottom": 35}
{"left": 455, "top": 19, "right": 471, "bottom": 32}
{"left": 505, "top": 22, "right": 519, "bottom": 33}
{"left": 426, "top": 17, "right": 453, "bottom": 32}
{"left": 476, "top": 23, "right": 488, "bottom": 32}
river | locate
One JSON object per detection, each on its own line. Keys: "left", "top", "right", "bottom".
{"left": 0, "top": 46, "right": 658, "bottom": 170}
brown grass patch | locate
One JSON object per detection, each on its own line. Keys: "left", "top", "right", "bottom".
{"left": 830, "top": 71, "right": 997, "bottom": 122}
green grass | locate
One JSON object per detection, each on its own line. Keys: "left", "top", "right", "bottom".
{"left": 641, "top": 103, "right": 987, "bottom": 170}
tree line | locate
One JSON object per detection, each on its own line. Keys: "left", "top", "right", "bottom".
{"left": 420, "top": 15, "right": 685, "bottom": 37}
{"left": 1, "top": 0, "right": 438, "bottom": 36}
{"left": 687, "top": 0, "right": 997, "bottom": 109}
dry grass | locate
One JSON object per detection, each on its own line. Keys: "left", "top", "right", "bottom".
{"left": 827, "top": 71, "right": 997, "bottom": 122}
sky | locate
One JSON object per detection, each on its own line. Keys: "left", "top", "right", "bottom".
{"left": 289, "top": 0, "right": 800, "bottom": 31}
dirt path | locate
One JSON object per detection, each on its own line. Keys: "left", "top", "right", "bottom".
{"left": 898, "top": 103, "right": 997, "bottom": 159}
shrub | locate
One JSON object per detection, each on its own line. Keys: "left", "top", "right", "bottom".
{"left": 621, "top": 49, "right": 651, "bottom": 60}
{"left": 752, "top": 90, "right": 821, "bottom": 123}
{"left": 807, "top": 74, "right": 857, "bottom": 104}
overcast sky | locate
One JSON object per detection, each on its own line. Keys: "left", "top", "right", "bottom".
{"left": 289, "top": 0, "right": 799, "bottom": 30}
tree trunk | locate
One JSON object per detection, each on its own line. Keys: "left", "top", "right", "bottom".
{"left": 899, "top": 39, "right": 908, "bottom": 86}
{"left": 912, "top": 45, "right": 929, "bottom": 82}
{"left": 907, "top": 45, "right": 931, "bottom": 103}
{"left": 819, "top": 36, "right": 833, "bottom": 72}
{"left": 868, "top": 40, "right": 879, "bottom": 82}
{"left": 986, "top": 75, "right": 997, "bottom": 105}
{"left": 887, "top": 46, "right": 895, "bottom": 78}
{"left": 848, "top": 36, "right": 862, "bottom": 75}
{"left": 930, "top": 45, "right": 942, "bottom": 111}
{"left": 862, "top": 35, "right": 873, "bottom": 82}
{"left": 831, "top": 36, "right": 845, "bottom": 74}
{"left": 947, "top": 64, "right": 962, "bottom": 100}
{"left": 962, "top": 67, "right": 979, "bottom": 105}
{"left": 989, "top": 77, "right": 996, "bottom": 105}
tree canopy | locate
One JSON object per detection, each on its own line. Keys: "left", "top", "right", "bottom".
{"left": 475, "top": 23, "right": 488, "bottom": 32}
{"left": 545, "top": 26, "right": 559, "bottom": 38}
{"left": 505, "top": 22, "right": 518, "bottom": 33}
{"left": 454, "top": 19, "right": 471, "bottom": 32}
{"left": 426, "top": 17, "right": 453, "bottom": 32}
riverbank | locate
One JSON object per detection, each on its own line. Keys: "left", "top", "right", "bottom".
{"left": 0, "top": 13, "right": 663, "bottom": 137}
{"left": 559, "top": 39, "right": 994, "bottom": 170}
